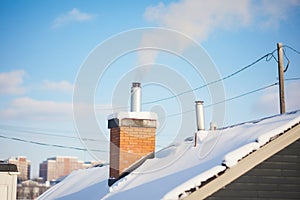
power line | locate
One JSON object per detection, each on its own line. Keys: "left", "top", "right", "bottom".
{"left": 0, "top": 134, "right": 108, "bottom": 152}
{"left": 285, "top": 77, "right": 300, "bottom": 81}
{"left": 95, "top": 49, "right": 278, "bottom": 109}
{"left": 282, "top": 48, "right": 290, "bottom": 72}
{"left": 160, "top": 82, "right": 278, "bottom": 119}
{"left": 142, "top": 49, "right": 278, "bottom": 105}
{"left": 281, "top": 44, "right": 300, "bottom": 72}
{"left": 283, "top": 45, "right": 300, "bottom": 55}
{"left": 0, "top": 126, "right": 105, "bottom": 142}
{"left": 95, "top": 45, "right": 300, "bottom": 110}
{"left": 205, "top": 82, "right": 278, "bottom": 108}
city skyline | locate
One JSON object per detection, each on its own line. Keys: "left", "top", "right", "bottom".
{"left": 5, "top": 155, "right": 100, "bottom": 180}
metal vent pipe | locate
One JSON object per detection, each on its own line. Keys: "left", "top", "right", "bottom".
{"left": 131, "top": 82, "right": 142, "bottom": 112}
{"left": 195, "top": 101, "right": 205, "bottom": 131}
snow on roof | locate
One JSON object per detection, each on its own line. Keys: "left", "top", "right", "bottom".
{"left": 38, "top": 166, "right": 109, "bottom": 199}
{"left": 107, "top": 111, "right": 158, "bottom": 121}
{"left": 38, "top": 110, "right": 300, "bottom": 200}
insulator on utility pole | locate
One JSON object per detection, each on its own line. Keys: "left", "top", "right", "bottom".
{"left": 277, "top": 42, "right": 286, "bottom": 114}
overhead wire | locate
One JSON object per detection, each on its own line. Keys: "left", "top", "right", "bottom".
{"left": 283, "top": 45, "right": 300, "bottom": 55}
{"left": 95, "top": 48, "right": 279, "bottom": 110}
{"left": 96, "top": 45, "right": 300, "bottom": 110}
{"left": 160, "top": 75, "right": 300, "bottom": 120}
{"left": 0, "top": 134, "right": 108, "bottom": 152}
{"left": 204, "top": 82, "right": 278, "bottom": 108}
{"left": 285, "top": 77, "right": 300, "bottom": 81}
{"left": 143, "top": 49, "right": 278, "bottom": 105}
{"left": 282, "top": 48, "right": 290, "bottom": 72}
{"left": 0, "top": 125, "right": 105, "bottom": 142}
{"left": 281, "top": 44, "right": 300, "bottom": 72}
{"left": 159, "top": 82, "right": 279, "bottom": 119}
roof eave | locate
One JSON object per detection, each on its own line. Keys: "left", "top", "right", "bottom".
{"left": 184, "top": 123, "right": 300, "bottom": 200}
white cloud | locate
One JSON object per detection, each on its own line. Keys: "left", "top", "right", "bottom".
{"left": 140, "top": 0, "right": 252, "bottom": 65}
{"left": 144, "top": 0, "right": 299, "bottom": 40}
{"left": 144, "top": 0, "right": 252, "bottom": 41}
{"left": 52, "top": 8, "right": 94, "bottom": 29}
{"left": 42, "top": 80, "right": 73, "bottom": 93}
{"left": 0, "top": 96, "right": 114, "bottom": 122}
{"left": 0, "top": 97, "right": 73, "bottom": 121}
{"left": 256, "top": 81, "right": 300, "bottom": 113}
{"left": 0, "top": 70, "right": 26, "bottom": 95}
{"left": 140, "top": 0, "right": 299, "bottom": 65}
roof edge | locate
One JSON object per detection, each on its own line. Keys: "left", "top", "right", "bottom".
{"left": 184, "top": 123, "right": 300, "bottom": 200}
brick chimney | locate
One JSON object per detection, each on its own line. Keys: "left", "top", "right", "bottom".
{"left": 107, "top": 82, "right": 157, "bottom": 186}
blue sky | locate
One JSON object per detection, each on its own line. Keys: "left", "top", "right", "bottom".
{"left": 1, "top": 0, "right": 300, "bottom": 177}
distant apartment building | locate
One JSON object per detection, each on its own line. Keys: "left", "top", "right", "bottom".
{"left": 17, "top": 179, "right": 50, "bottom": 200}
{"left": 39, "top": 156, "right": 100, "bottom": 182}
{"left": 8, "top": 156, "right": 31, "bottom": 182}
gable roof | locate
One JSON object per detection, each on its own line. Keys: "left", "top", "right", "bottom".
{"left": 37, "top": 110, "right": 300, "bottom": 200}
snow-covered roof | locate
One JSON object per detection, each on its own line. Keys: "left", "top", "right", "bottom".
{"left": 38, "top": 110, "right": 300, "bottom": 200}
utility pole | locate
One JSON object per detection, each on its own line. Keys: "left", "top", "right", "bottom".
{"left": 277, "top": 42, "right": 286, "bottom": 114}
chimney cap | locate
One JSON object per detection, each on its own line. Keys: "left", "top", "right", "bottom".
{"left": 132, "top": 82, "right": 141, "bottom": 87}
{"left": 195, "top": 100, "right": 204, "bottom": 104}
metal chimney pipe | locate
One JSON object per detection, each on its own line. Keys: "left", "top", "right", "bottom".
{"left": 195, "top": 101, "right": 205, "bottom": 131}
{"left": 131, "top": 82, "right": 141, "bottom": 112}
